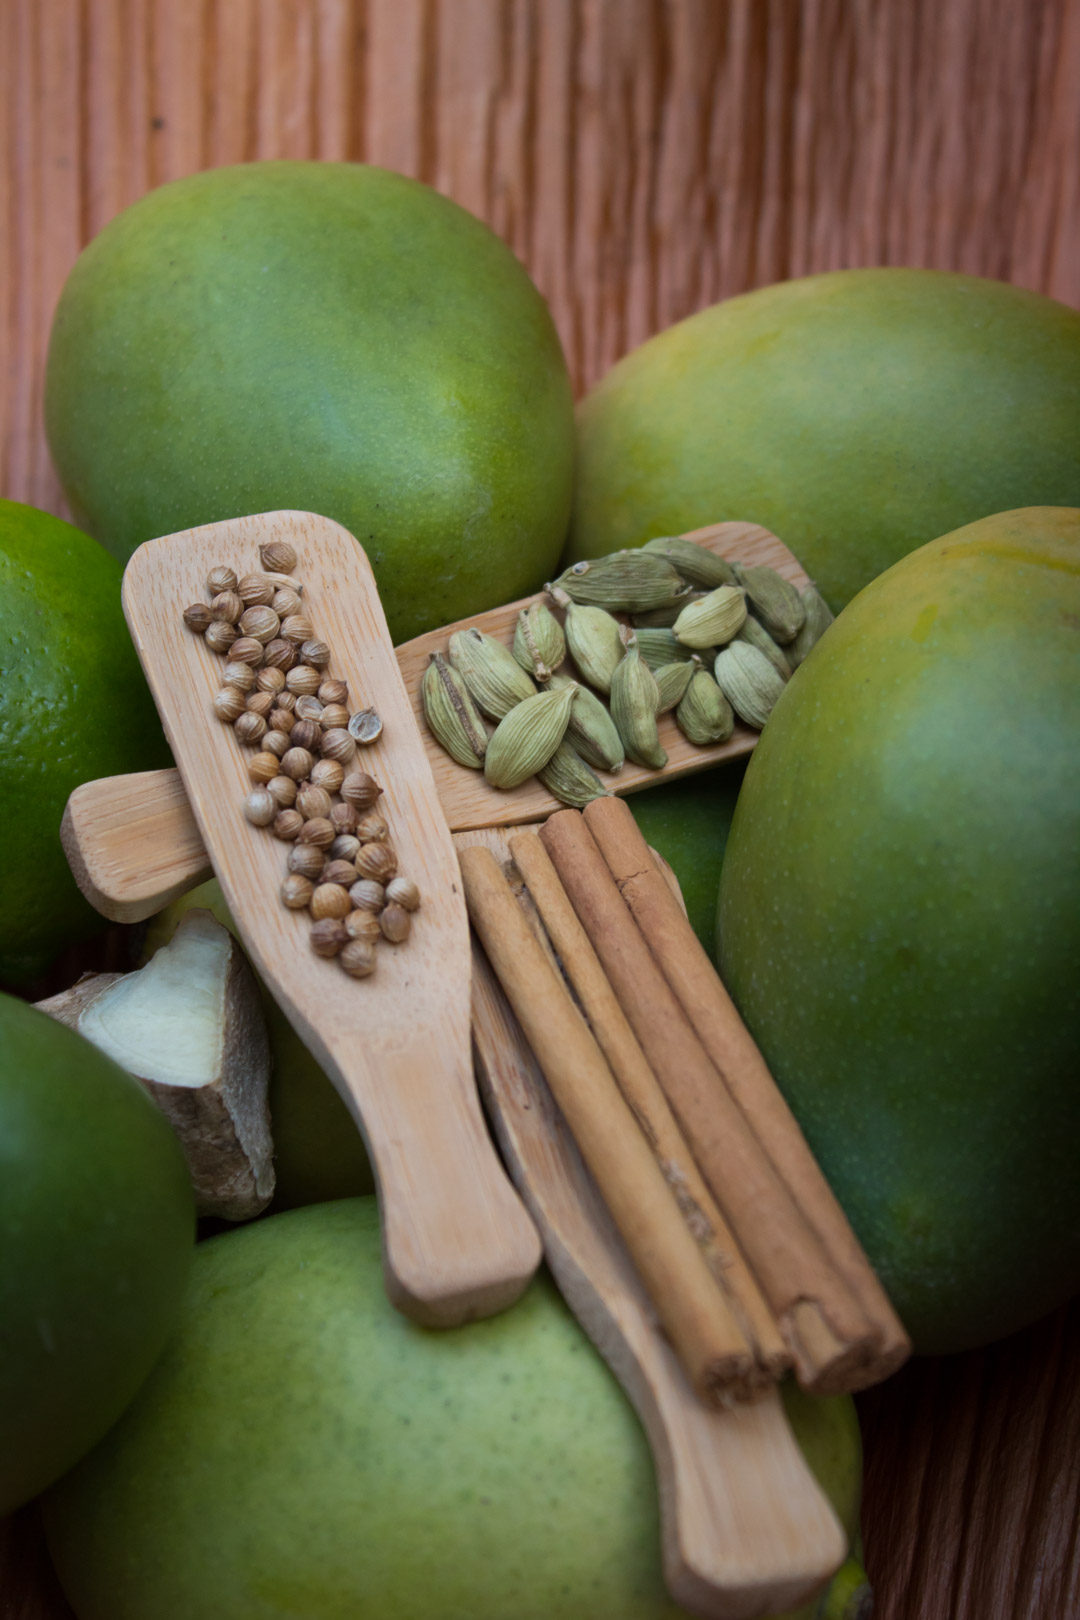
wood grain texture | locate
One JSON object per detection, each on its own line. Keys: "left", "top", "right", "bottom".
{"left": 2, "top": 4, "right": 1079, "bottom": 1616}
{"left": 122, "top": 510, "right": 541, "bottom": 1326}
{"left": 461, "top": 828, "right": 845, "bottom": 1620}
{"left": 3, "top": 0, "right": 1078, "bottom": 515}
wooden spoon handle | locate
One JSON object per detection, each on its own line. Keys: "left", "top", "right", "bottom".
{"left": 461, "top": 829, "right": 846, "bottom": 1619}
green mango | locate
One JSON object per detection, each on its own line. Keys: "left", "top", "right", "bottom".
{"left": 0, "top": 993, "right": 194, "bottom": 1514}
{"left": 44, "top": 162, "right": 574, "bottom": 643}
{"left": 718, "top": 508, "right": 1080, "bottom": 1352}
{"left": 45, "top": 1198, "right": 865, "bottom": 1620}
{"left": 569, "top": 270, "right": 1080, "bottom": 610}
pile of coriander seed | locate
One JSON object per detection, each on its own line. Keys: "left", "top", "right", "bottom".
{"left": 182, "top": 538, "right": 420, "bottom": 979}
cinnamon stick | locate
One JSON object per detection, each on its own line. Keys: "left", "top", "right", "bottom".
{"left": 583, "top": 795, "right": 912, "bottom": 1386}
{"left": 458, "top": 843, "right": 762, "bottom": 1405}
{"left": 539, "top": 808, "right": 881, "bottom": 1394}
{"left": 509, "top": 827, "right": 789, "bottom": 1381}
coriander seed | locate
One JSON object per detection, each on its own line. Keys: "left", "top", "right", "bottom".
{"left": 268, "top": 707, "right": 295, "bottom": 734}
{"left": 234, "top": 711, "right": 267, "bottom": 746}
{"left": 239, "top": 606, "right": 280, "bottom": 644}
{"left": 210, "top": 590, "right": 243, "bottom": 623}
{"left": 273, "top": 587, "right": 303, "bottom": 618}
{"left": 338, "top": 939, "right": 377, "bottom": 978}
{"left": 348, "top": 879, "right": 385, "bottom": 912}
{"left": 263, "top": 638, "right": 297, "bottom": 671}
{"left": 379, "top": 903, "right": 411, "bottom": 944}
{"left": 344, "top": 908, "right": 381, "bottom": 942}
{"left": 228, "top": 636, "right": 266, "bottom": 666}
{"left": 273, "top": 809, "right": 304, "bottom": 841}
{"left": 310, "top": 758, "right": 345, "bottom": 795}
{"left": 281, "top": 873, "right": 314, "bottom": 909}
{"left": 267, "top": 775, "right": 298, "bottom": 807}
{"left": 348, "top": 708, "right": 383, "bottom": 745}
{"left": 300, "top": 639, "right": 331, "bottom": 669}
{"left": 310, "top": 883, "right": 352, "bottom": 922}
{"left": 330, "top": 834, "right": 361, "bottom": 863}
{"left": 310, "top": 919, "right": 348, "bottom": 958}
{"left": 340, "top": 771, "right": 382, "bottom": 811}
{"left": 256, "top": 666, "right": 286, "bottom": 694}
{"left": 288, "top": 842, "right": 325, "bottom": 880}
{"left": 183, "top": 603, "right": 212, "bottom": 634}
{"left": 322, "top": 859, "right": 358, "bottom": 888}
{"left": 318, "top": 704, "right": 350, "bottom": 731}
{"left": 243, "top": 786, "right": 276, "bottom": 826}
{"left": 320, "top": 728, "right": 356, "bottom": 764}
{"left": 386, "top": 876, "right": 421, "bottom": 912}
{"left": 205, "top": 621, "right": 238, "bottom": 655}
{"left": 355, "top": 842, "right": 397, "bottom": 883}
{"left": 281, "top": 614, "right": 314, "bottom": 645}
{"left": 355, "top": 811, "right": 389, "bottom": 842}
{"left": 245, "top": 690, "right": 275, "bottom": 718}
{"left": 222, "top": 661, "right": 258, "bottom": 692}
{"left": 207, "top": 565, "right": 238, "bottom": 595}
{"left": 260, "top": 540, "right": 298, "bottom": 574}
{"left": 285, "top": 665, "right": 321, "bottom": 696}
{"left": 263, "top": 729, "right": 290, "bottom": 758}
{"left": 297, "top": 816, "right": 335, "bottom": 850}
{"left": 280, "top": 746, "right": 314, "bottom": 780}
{"left": 274, "top": 691, "right": 297, "bottom": 712}
{"left": 294, "top": 695, "right": 324, "bottom": 723}
{"left": 295, "top": 783, "right": 333, "bottom": 822}
{"left": 213, "top": 686, "right": 247, "bottom": 723}
{"left": 330, "top": 802, "right": 358, "bottom": 835}
{"left": 248, "top": 751, "right": 280, "bottom": 783}
{"left": 237, "top": 573, "right": 274, "bottom": 606}
{"left": 289, "top": 720, "right": 322, "bottom": 754}
{"left": 318, "top": 679, "right": 349, "bottom": 706}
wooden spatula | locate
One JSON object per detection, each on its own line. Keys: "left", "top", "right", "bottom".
{"left": 459, "top": 823, "right": 847, "bottom": 1620}
{"left": 118, "top": 510, "right": 541, "bottom": 1327}
{"left": 62, "top": 520, "right": 809, "bottom": 923}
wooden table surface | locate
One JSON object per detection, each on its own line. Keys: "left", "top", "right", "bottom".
{"left": 2, "top": 4, "right": 1078, "bottom": 1616}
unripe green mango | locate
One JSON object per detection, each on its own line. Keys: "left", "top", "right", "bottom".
{"left": 45, "top": 163, "right": 574, "bottom": 643}
{"left": 45, "top": 1198, "right": 865, "bottom": 1620}
{"left": 718, "top": 508, "right": 1080, "bottom": 1352}
{"left": 569, "top": 270, "right": 1080, "bottom": 610}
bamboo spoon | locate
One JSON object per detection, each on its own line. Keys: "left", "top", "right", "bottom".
{"left": 458, "top": 823, "right": 847, "bottom": 1620}
{"left": 61, "top": 520, "right": 809, "bottom": 922}
{"left": 118, "top": 511, "right": 541, "bottom": 1328}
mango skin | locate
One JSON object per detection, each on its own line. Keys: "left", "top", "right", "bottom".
{"left": 569, "top": 270, "right": 1080, "bottom": 610}
{"left": 718, "top": 508, "right": 1080, "bottom": 1352}
{"left": 44, "top": 162, "right": 575, "bottom": 643}
{"left": 45, "top": 1198, "right": 862, "bottom": 1620}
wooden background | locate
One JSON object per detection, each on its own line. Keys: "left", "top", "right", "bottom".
{"left": 2, "top": 2, "right": 1078, "bottom": 1616}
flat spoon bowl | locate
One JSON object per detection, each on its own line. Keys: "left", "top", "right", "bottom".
{"left": 119, "top": 511, "right": 540, "bottom": 1327}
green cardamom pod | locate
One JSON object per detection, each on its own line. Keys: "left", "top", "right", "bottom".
{"left": 644, "top": 536, "right": 739, "bottom": 589}
{"left": 553, "top": 551, "right": 690, "bottom": 613}
{"left": 632, "top": 628, "right": 695, "bottom": 671}
{"left": 549, "top": 675, "right": 624, "bottom": 772}
{"left": 788, "top": 584, "right": 835, "bottom": 667}
{"left": 732, "top": 564, "right": 806, "bottom": 645}
{"left": 713, "top": 641, "right": 787, "bottom": 730}
{"left": 483, "top": 683, "right": 577, "bottom": 790}
{"left": 654, "top": 660, "right": 696, "bottom": 714}
{"left": 676, "top": 668, "right": 735, "bottom": 745}
{"left": 537, "top": 741, "right": 610, "bottom": 807}
{"left": 549, "top": 587, "right": 625, "bottom": 693}
{"left": 673, "top": 584, "right": 747, "bottom": 649}
{"left": 448, "top": 627, "right": 536, "bottom": 719}
{"left": 512, "top": 601, "right": 566, "bottom": 682}
{"left": 420, "top": 653, "right": 490, "bottom": 768}
{"left": 610, "top": 637, "right": 666, "bottom": 769}
{"left": 631, "top": 592, "right": 707, "bottom": 629}
{"left": 735, "top": 614, "right": 792, "bottom": 680}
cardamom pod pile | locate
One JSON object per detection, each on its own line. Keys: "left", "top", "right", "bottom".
{"left": 182, "top": 539, "right": 421, "bottom": 978}
{"left": 421, "top": 537, "right": 833, "bottom": 805}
